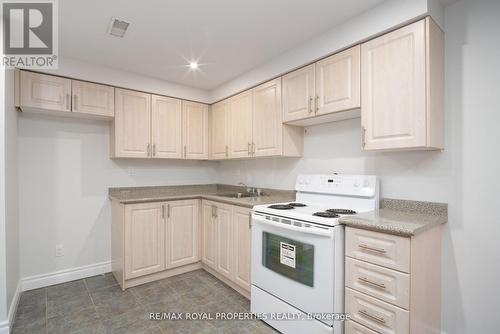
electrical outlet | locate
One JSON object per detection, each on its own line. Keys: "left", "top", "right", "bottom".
{"left": 128, "top": 167, "right": 135, "bottom": 177}
{"left": 55, "top": 244, "right": 64, "bottom": 257}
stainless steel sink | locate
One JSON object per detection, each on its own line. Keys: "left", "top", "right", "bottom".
{"left": 217, "top": 192, "right": 256, "bottom": 199}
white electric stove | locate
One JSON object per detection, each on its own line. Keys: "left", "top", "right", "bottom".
{"left": 251, "top": 174, "right": 378, "bottom": 334}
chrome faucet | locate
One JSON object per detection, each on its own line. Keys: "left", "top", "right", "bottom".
{"left": 238, "top": 182, "right": 255, "bottom": 194}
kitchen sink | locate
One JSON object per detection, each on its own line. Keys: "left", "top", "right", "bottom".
{"left": 217, "top": 192, "right": 256, "bottom": 199}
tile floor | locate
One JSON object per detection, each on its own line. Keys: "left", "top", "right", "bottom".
{"left": 11, "top": 269, "right": 278, "bottom": 334}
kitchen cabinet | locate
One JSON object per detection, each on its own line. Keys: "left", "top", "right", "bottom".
{"left": 112, "top": 199, "right": 201, "bottom": 289}
{"left": 229, "top": 90, "right": 253, "bottom": 158}
{"left": 232, "top": 206, "right": 252, "bottom": 291}
{"left": 201, "top": 202, "right": 217, "bottom": 268}
{"left": 209, "top": 100, "right": 230, "bottom": 159}
{"left": 166, "top": 200, "right": 200, "bottom": 268}
{"left": 112, "top": 89, "right": 152, "bottom": 158}
{"left": 282, "top": 46, "right": 360, "bottom": 125}
{"left": 182, "top": 101, "right": 209, "bottom": 159}
{"left": 71, "top": 80, "right": 114, "bottom": 117}
{"left": 361, "top": 17, "right": 444, "bottom": 150}
{"left": 345, "top": 225, "right": 442, "bottom": 334}
{"left": 18, "top": 71, "right": 72, "bottom": 112}
{"left": 214, "top": 203, "right": 233, "bottom": 279}
{"left": 151, "top": 95, "right": 183, "bottom": 159}
{"left": 124, "top": 202, "right": 165, "bottom": 280}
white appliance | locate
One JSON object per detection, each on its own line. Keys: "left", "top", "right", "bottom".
{"left": 251, "top": 174, "right": 378, "bottom": 334}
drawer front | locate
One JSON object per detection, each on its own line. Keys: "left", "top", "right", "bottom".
{"left": 346, "top": 288, "right": 409, "bottom": 334}
{"left": 346, "top": 227, "right": 410, "bottom": 273}
{"left": 346, "top": 320, "right": 379, "bottom": 334}
{"left": 346, "top": 257, "right": 410, "bottom": 309}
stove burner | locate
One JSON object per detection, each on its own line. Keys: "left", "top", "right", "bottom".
{"left": 326, "top": 209, "right": 357, "bottom": 215}
{"left": 288, "top": 203, "right": 307, "bottom": 207}
{"left": 313, "top": 211, "right": 340, "bottom": 218}
{"left": 268, "top": 204, "right": 295, "bottom": 210}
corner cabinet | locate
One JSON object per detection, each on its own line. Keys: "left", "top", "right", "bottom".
{"left": 112, "top": 199, "right": 201, "bottom": 290}
{"left": 201, "top": 200, "right": 252, "bottom": 296}
{"left": 361, "top": 17, "right": 444, "bottom": 151}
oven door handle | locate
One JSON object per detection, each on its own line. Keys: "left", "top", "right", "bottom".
{"left": 252, "top": 214, "right": 333, "bottom": 238}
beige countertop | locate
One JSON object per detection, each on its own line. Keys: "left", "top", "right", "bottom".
{"left": 109, "top": 184, "right": 295, "bottom": 208}
{"left": 339, "top": 198, "right": 447, "bottom": 237}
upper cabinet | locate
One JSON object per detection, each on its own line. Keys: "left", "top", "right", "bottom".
{"left": 283, "top": 46, "right": 361, "bottom": 125}
{"left": 229, "top": 90, "right": 253, "bottom": 158}
{"left": 152, "top": 95, "right": 183, "bottom": 159}
{"left": 17, "top": 71, "right": 114, "bottom": 117}
{"left": 182, "top": 101, "right": 209, "bottom": 159}
{"left": 361, "top": 18, "right": 444, "bottom": 151}
{"left": 210, "top": 100, "right": 230, "bottom": 159}
{"left": 71, "top": 80, "right": 114, "bottom": 117}
{"left": 112, "top": 89, "right": 152, "bottom": 158}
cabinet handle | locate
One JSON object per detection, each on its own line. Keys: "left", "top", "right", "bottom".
{"left": 73, "top": 95, "right": 78, "bottom": 111}
{"left": 248, "top": 213, "right": 252, "bottom": 229}
{"left": 359, "top": 244, "right": 386, "bottom": 254}
{"left": 184, "top": 145, "right": 187, "bottom": 158}
{"left": 362, "top": 126, "right": 366, "bottom": 149}
{"left": 315, "top": 95, "right": 319, "bottom": 112}
{"left": 214, "top": 206, "right": 218, "bottom": 219}
{"left": 162, "top": 204, "right": 165, "bottom": 219}
{"left": 248, "top": 142, "right": 251, "bottom": 156}
{"left": 252, "top": 142, "right": 255, "bottom": 155}
{"left": 358, "top": 310, "right": 386, "bottom": 324}
{"left": 147, "top": 143, "right": 151, "bottom": 157}
{"left": 66, "top": 93, "right": 71, "bottom": 110}
{"left": 211, "top": 205, "right": 214, "bottom": 218}
{"left": 225, "top": 145, "right": 228, "bottom": 157}
{"left": 167, "top": 204, "right": 170, "bottom": 218}
{"left": 308, "top": 96, "right": 313, "bottom": 113}
{"left": 358, "top": 277, "right": 386, "bottom": 289}
{"left": 152, "top": 144, "right": 156, "bottom": 157}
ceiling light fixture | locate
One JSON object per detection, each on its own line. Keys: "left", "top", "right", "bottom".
{"left": 189, "top": 61, "right": 199, "bottom": 70}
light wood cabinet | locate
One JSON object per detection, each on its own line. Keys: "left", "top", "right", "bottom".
{"left": 182, "top": 101, "right": 209, "bottom": 159}
{"left": 19, "top": 71, "right": 72, "bottom": 112}
{"left": 124, "top": 202, "right": 165, "bottom": 280}
{"left": 316, "top": 45, "right": 360, "bottom": 115}
{"left": 229, "top": 90, "right": 253, "bottom": 158}
{"left": 166, "top": 200, "right": 200, "bottom": 268}
{"left": 71, "top": 80, "right": 114, "bottom": 117}
{"left": 209, "top": 100, "right": 230, "bottom": 159}
{"left": 215, "top": 203, "right": 233, "bottom": 279}
{"left": 361, "top": 17, "right": 444, "bottom": 150}
{"left": 151, "top": 95, "right": 182, "bottom": 159}
{"left": 112, "top": 89, "right": 152, "bottom": 158}
{"left": 283, "top": 64, "right": 315, "bottom": 122}
{"left": 232, "top": 206, "right": 252, "bottom": 291}
{"left": 201, "top": 202, "right": 217, "bottom": 268}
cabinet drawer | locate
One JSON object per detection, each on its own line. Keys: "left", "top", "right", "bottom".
{"left": 346, "top": 320, "right": 379, "bottom": 334}
{"left": 346, "top": 257, "right": 410, "bottom": 309}
{"left": 346, "top": 288, "right": 409, "bottom": 334}
{"left": 346, "top": 227, "right": 410, "bottom": 273}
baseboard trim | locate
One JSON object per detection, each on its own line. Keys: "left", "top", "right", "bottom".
{"left": 7, "top": 280, "right": 21, "bottom": 328}
{"left": 21, "top": 261, "right": 112, "bottom": 291}
{"left": 0, "top": 320, "right": 9, "bottom": 334}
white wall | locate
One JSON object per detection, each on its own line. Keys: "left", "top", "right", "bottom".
{"left": 18, "top": 113, "right": 217, "bottom": 278}
{"left": 216, "top": 0, "right": 500, "bottom": 332}
{"left": 40, "top": 58, "right": 212, "bottom": 103}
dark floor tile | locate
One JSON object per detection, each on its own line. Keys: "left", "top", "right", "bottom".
{"left": 47, "top": 279, "right": 88, "bottom": 300}
{"left": 160, "top": 319, "right": 217, "bottom": 334}
{"left": 47, "top": 306, "right": 100, "bottom": 334}
{"left": 100, "top": 305, "right": 158, "bottom": 334}
{"left": 84, "top": 273, "right": 118, "bottom": 292}
{"left": 92, "top": 285, "right": 141, "bottom": 319}
{"left": 47, "top": 290, "right": 94, "bottom": 318}
{"left": 11, "top": 315, "right": 46, "bottom": 334}
{"left": 130, "top": 280, "right": 179, "bottom": 306}
{"left": 13, "top": 301, "right": 46, "bottom": 330}
{"left": 18, "top": 288, "right": 46, "bottom": 306}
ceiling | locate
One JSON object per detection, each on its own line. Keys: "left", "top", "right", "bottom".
{"left": 59, "top": 0, "right": 385, "bottom": 90}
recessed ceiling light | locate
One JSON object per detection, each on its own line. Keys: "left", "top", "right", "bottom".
{"left": 108, "top": 18, "right": 130, "bottom": 38}
{"left": 189, "top": 61, "right": 199, "bottom": 70}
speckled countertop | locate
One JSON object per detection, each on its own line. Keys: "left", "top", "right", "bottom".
{"left": 109, "top": 184, "right": 295, "bottom": 208}
{"left": 339, "top": 198, "right": 447, "bottom": 237}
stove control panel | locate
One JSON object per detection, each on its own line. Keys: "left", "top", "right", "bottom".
{"left": 296, "top": 174, "right": 377, "bottom": 197}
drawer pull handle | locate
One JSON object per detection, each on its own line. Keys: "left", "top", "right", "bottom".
{"left": 359, "top": 244, "right": 386, "bottom": 254}
{"left": 359, "top": 309, "right": 386, "bottom": 324}
{"left": 358, "top": 277, "right": 386, "bottom": 289}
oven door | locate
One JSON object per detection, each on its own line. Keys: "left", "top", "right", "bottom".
{"left": 251, "top": 212, "right": 339, "bottom": 324}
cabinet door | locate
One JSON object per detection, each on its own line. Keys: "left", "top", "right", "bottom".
{"left": 361, "top": 20, "right": 426, "bottom": 150}
{"left": 20, "top": 71, "right": 71, "bottom": 112}
{"left": 71, "top": 80, "right": 114, "bottom": 117}
{"left": 316, "top": 45, "right": 360, "bottom": 115}
{"left": 114, "top": 89, "right": 151, "bottom": 158}
{"left": 182, "top": 101, "right": 209, "bottom": 159}
{"left": 252, "top": 78, "right": 283, "bottom": 157}
{"left": 232, "top": 206, "right": 252, "bottom": 291}
{"left": 166, "top": 199, "right": 200, "bottom": 268}
{"left": 282, "top": 64, "right": 315, "bottom": 122}
{"left": 151, "top": 95, "right": 182, "bottom": 159}
{"left": 215, "top": 204, "right": 233, "bottom": 279}
{"left": 210, "top": 100, "right": 230, "bottom": 159}
{"left": 201, "top": 201, "right": 217, "bottom": 269}
{"left": 124, "top": 202, "right": 165, "bottom": 279}
{"left": 229, "top": 91, "right": 253, "bottom": 158}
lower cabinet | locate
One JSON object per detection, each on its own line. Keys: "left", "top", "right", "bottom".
{"left": 201, "top": 200, "right": 252, "bottom": 293}
{"left": 112, "top": 199, "right": 200, "bottom": 289}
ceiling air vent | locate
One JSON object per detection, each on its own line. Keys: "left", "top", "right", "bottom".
{"left": 108, "top": 18, "right": 130, "bottom": 38}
